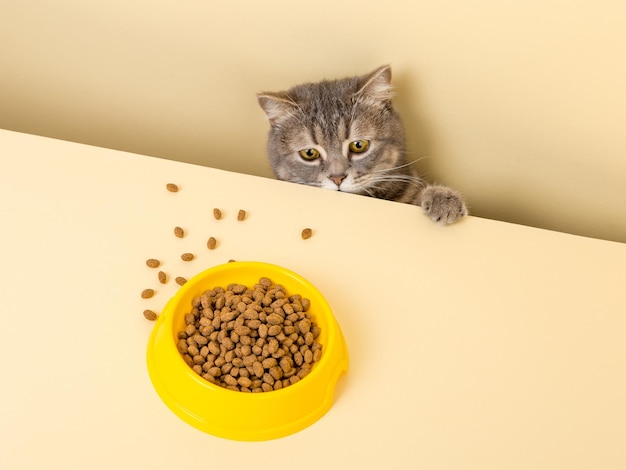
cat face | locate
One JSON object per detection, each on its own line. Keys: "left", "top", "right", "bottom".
{"left": 258, "top": 65, "right": 408, "bottom": 198}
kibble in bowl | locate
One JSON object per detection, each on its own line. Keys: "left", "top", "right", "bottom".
{"left": 146, "top": 261, "right": 349, "bottom": 441}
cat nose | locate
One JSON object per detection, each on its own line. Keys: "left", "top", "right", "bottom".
{"left": 329, "top": 174, "right": 347, "bottom": 187}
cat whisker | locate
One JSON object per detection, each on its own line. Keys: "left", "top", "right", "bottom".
{"left": 371, "top": 162, "right": 413, "bottom": 173}
{"left": 372, "top": 157, "right": 428, "bottom": 174}
{"left": 365, "top": 174, "right": 426, "bottom": 189}
{"left": 359, "top": 186, "right": 378, "bottom": 198}
{"left": 355, "top": 173, "right": 426, "bottom": 200}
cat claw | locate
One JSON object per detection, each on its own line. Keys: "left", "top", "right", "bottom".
{"left": 419, "top": 185, "right": 468, "bottom": 225}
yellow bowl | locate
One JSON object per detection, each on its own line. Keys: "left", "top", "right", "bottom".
{"left": 146, "top": 261, "right": 349, "bottom": 441}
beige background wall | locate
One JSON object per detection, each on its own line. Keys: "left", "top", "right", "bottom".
{"left": 2, "top": 1, "right": 625, "bottom": 243}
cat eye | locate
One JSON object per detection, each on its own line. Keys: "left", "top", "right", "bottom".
{"left": 298, "top": 148, "right": 320, "bottom": 161}
{"left": 349, "top": 140, "right": 370, "bottom": 154}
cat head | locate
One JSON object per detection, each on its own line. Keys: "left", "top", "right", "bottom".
{"left": 257, "top": 65, "right": 407, "bottom": 197}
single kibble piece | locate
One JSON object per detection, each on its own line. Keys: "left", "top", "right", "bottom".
{"left": 146, "top": 258, "right": 160, "bottom": 268}
{"left": 175, "top": 276, "right": 187, "bottom": 286}
{"left": 237, "top": 209, "right": 246, "bottom": 221}
{"left": 143, "top": 309, "right": 158, "bottom": 321}
{"left": 301, "top": 228, "right": 313, "bottom": 240}
{"left": 213, "top": 208, "right": 222, "bottom": 220}
{"left": 181, "top": 253, "right": 194, "bottom": 261}
{"left": 174, "top": 226, "right": 185, "bottom": 238}
{"left": 141, "top": 288, "right": 155, "bottom": 299}
{"left": 166, "top": 183, "right": 179, "bottom": 192}
{"left": 158, "top": 271, "right": 167, "bottom": 284}
{"left": 207, "top": 237, "right": 217, "bottom": 250}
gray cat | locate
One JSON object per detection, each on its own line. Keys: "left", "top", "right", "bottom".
{"left": 257, "top": 65, "right": 467, "bottom": 224}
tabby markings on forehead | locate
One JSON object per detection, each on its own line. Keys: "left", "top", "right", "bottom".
{"left": 310, "top": 119, "right": 349, "bottom": 146}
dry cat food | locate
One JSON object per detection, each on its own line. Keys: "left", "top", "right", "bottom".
{"left": 158, "top": 271, "right": 167, "bottom": 284}
{"left": 207, "top": 236, "right": 217, "bottom": 250}
{"left": 141, "top": 288, "right": 155, "bottom": 299}
{"left": 176, "top": 277, "right": 322, "bottom": 392}
{"left": 237, "top": 209, "right": 247, "bottom": 221}
{"left": 181, "top": 253, "right": 195, "bottom": 261}
{"left": 143, "top": 309, "right": 158, "bottom": 321}
{"left": 175, "top": 276, "right": 187, "bottom": 286}
{"left": 146, "top": 258, "right": 161, "bottom": 268}
{"left": 174, "top": 226, "right": 185, "bottom": 238}
{"left": 213, "top": 208, "right": 222, "bottom": 220}
{"left": 166, "top": 183, "right": 179, "bottom": 192}
{"left": 301, "top": 228, "right": 313, "bottom": 240}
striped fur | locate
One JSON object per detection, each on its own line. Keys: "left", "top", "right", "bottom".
{"left": 258, "top": 65, "right": 467, "bottom": 224}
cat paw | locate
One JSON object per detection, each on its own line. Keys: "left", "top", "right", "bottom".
{"left": 419, "top": 185, "right": 468, "bottom": 225}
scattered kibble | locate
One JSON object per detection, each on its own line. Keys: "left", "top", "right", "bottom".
{"left": 144, "top": 200, "right": 319, "bottom": 330}
{"left": 207, "top": 237, "right": 217, "bottom": 250}
{"left": 141, "top": 288, "right": 155, "bottom": 299}
{"left": 176, "top": 277, "right": 322, "bottom": 392}
{"left": 143, "top": 309, "right": 158, "bottom": 321}
{"left": 166, "top": 183, "right": 179, "bottom": 193}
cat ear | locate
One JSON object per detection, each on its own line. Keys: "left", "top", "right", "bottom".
{"left": 257, "top": 93, "right": 298, "bottom": 127}
{"left": 355, "top": 65, "right": 394, "bottom": 102}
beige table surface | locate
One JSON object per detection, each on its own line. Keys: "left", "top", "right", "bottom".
{"left": 1, "top": 129, "right": 625, "bottom": 469}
